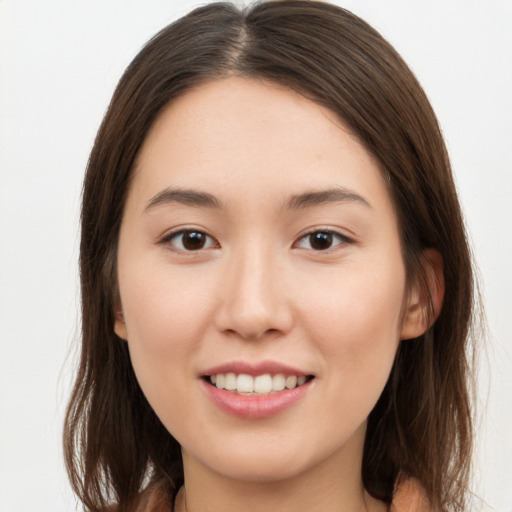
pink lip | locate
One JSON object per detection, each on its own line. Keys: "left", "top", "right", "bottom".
{"left": 201, "top": 379, "right": 312, "bottom": 419}
{"left": 199, "top": 360, "right": 313, "bottom": 420}
{"left": 201, "top": 360, "right": 309, "bottom": 377}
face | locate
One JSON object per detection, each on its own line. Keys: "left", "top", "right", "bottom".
{"left": 115, "top": 77, "right": 420, "bottom": 484}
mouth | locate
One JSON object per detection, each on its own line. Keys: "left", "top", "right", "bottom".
{"left": 203, "top": 373, "right": 315, "bottom": 395}
{"left": 200, "top": 362, "right": 315, "bottom": 418}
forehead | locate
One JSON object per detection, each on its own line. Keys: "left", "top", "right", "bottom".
{"left": 130, "top": 76, "right": 392, "bottom": 214}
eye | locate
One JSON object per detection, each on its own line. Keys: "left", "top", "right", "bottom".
{"left": 162, "top": 229, "right": 218, "bottom": 252}
{"left": 295, "top": 230, "right": 349, "bottom": 251}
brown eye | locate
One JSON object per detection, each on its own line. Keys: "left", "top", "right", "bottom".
{"left": 165, "top": 230, "right": 217, "bottom": 251}
{"left": 296, "top": 230, "right": 348, "bottom": 251}
{"left": 309, "top": 232, "right": 333, "bottom": 250}
{"left": 182, "top": 232, "right": 206, "bottom": 250}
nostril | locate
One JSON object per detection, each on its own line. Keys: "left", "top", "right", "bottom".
{"left": 221, "top": 326, "right": 281, "bottom": 342}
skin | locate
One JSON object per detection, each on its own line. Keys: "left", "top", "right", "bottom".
{"left": 114, "top": 77, "right": 438, "bottom": 512}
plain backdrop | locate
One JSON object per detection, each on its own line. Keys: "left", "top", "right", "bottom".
{"left": 1, "top": 1, "right": 511, "bottom": 511}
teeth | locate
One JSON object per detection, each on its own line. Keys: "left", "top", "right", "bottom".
{"left": 272, "top": 374, "right": 286, "bottom": 391}
{"left": 211, "top": 373, "right": 309, "bottom": 394}
{"left": 285, "top": 375, "right": 297, "bottom": 389}
{"left": 237, "top": 374, "right": 254, "bottom": 393}
{"left": 254, "top": 374, "right": 272, "bottom": 394}
{"left": 224, "top": 372, "right": 237, "bottom": 390}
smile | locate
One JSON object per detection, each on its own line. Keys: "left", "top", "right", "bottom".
{"left": 208, "top": 373, "right": 309, "bottom": 394}
{"left": 201, "top": 363, "right": 315, "bottom": 419}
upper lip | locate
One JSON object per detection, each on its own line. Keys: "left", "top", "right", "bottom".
{"left": 201, "top": 360, "right": 311, "bottom": 377}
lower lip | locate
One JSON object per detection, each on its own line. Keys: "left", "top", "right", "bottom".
{"left": 201, "top": 379, "right": 312, "bottom": 419}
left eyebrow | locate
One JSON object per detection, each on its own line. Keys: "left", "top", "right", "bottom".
{"left": 285, "top": 187, "right": 371, "bottom": 210}
{"left": 144, "top": 187, "right": 221, "bottom": 212}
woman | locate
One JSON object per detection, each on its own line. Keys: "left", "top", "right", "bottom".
{"left": 64, "top": 1, "right": 476, "bottom": 511}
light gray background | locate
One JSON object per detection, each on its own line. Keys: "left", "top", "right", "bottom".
{"left": 1, "top": 1, "right": 511, "bottom": 510}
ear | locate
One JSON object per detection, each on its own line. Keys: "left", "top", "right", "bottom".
{"left": 400, "top": 249, "right": 445, "bottom": 340}
{"left": 114, "top": 304, "right": 128, "bottom": 341}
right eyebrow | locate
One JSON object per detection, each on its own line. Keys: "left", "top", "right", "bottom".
{"left": 144, "top": 187, "right": 221, "bottom": 212}
{"left": 285, "top": 187, "right": 371, "bottom": 210}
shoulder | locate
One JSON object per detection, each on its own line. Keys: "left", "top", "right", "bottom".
{"left": 390, "top": 477, "right": 432, "bottom": 512}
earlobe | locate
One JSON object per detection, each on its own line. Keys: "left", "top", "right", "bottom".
{"left": 114, "top": 308, "right": 128, "bottom": 341}
{"left": 400, "top": 249, "right": 445, "bottom": 340}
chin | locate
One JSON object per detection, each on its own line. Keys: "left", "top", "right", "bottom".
{"left": 213, "top": 457, "right": 309, "bottom": 484}
{"left": 189, "top": 437, "right": 344, "bottom": 485}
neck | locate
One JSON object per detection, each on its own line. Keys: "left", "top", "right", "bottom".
{"left": 175, "top": 479, "right": 378, "bottom": 512}
{"left": 175, "top": 425, "right": 387, "bottom": 512}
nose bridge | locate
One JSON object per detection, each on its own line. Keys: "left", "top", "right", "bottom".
{"left": 215, "top": 238, "right": 292, "bottom": 339}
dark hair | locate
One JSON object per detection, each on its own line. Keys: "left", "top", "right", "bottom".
{"left": 64, "top": 1, "right": 476, "bottom": 511}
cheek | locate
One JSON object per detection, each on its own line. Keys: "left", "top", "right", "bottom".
{"left": 118, "top": 261, "right": 217, "bottom": 394}
{"left": 121, "top": 261, "right": 210, "bottom": 341}
{"left": 117, "top": 264, "right": 220, "bottom": 437}
{"left": 299, "top": 257, "right": 405, "bottom": 384}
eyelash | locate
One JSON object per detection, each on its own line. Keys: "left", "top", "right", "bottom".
{"left": 159, "top": 228, "right": 351, "bottom": 253}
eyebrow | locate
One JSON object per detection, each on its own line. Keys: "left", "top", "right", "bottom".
{"left": 145, "top": 187, "right": 221, "bottom": 211}
{"left": 286, "top": 187, "right": 371, "bottom": 209}
{"left": 144, "top": 186, "right": 370, "bottom": 212}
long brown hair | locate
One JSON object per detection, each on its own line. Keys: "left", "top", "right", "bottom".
{"left": 64, "top": 2, "right": 476, "bottom": 510}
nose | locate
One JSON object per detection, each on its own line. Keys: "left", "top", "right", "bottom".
{"left": 214, "top": 245, "right": 294, "bottom": 341}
